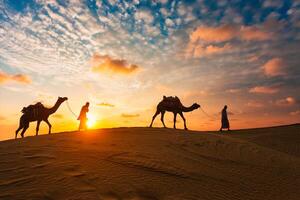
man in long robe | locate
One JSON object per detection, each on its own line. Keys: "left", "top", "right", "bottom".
{"left": 220, "top": 105, "right": 230, "bottom": 131}
{"left": 78, "top": 102, "right": 89, "bottom": 131}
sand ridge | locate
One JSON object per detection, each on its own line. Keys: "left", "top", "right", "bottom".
{"left": 0, "top": 125, "right": 299, "bottom": 200}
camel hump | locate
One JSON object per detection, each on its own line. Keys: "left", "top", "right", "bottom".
{"left": 21, "top": 102, "right": 44, "bottom": 113}
{"left": 162, "top": 96, "right": 180, "bottom": 102}
{"left": 161, "top": 96, "right": 182, "bottom": 106}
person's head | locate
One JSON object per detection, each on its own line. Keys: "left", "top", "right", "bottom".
{"left": 224, "top": 105, "right": 227, "bottom": 110}
{"left": 86, "top": 102, "right": 90, "bottom": 107}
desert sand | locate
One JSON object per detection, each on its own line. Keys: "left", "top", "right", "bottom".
{"left": 0, "top": 124, "right": 299, "bottom": 200}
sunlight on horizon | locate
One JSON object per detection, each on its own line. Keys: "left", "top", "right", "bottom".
{"left": 87, "top": 113, "right": 97, "bottom": 128}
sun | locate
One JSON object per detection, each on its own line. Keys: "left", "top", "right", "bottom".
{"left": 86, "top": 113, "right": 97, "bottom": 128}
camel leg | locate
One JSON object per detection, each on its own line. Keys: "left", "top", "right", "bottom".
{"left": 36, "top": 120, "right": 41, "bottom": 136}
{"left": 20, "top": 123, "right": 29, "bottom": 138}
{"left": 44, "top": 119, "right": 52, "bottom": 134}
{"left": 150, "top": 110, "right": 160, "bottom": 127}
{"left": 15, "top": 126, "right": 23, "bottom": 139}
{"left": 161, "top": 111, "right": 166, "bottom": 128}
{"left": 173, "top": 113, "right": 177, "bottom": 129}
{"left": 16, "top": 116, "right": 25, "bottom": 139}
{"left": 179, "top": 112, "right": 187, "bottom": 130}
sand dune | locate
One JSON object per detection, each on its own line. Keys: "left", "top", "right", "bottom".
{"left": 0, "top": 125, "right": 299, "bottom": 200}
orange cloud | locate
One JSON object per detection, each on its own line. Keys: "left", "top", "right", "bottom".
{"left": 186, "top": 24, "right": 271, "bottom": 58}
{"left": 190, "top": 24, "right": 271, "bottom": 43}
{"left": 188, "top": 43, "right": 232, "bottom": 58}
{"left": 205, "top": 44, "right": 232, "bottom": 55}
{"left": 275, "top": 97, "right": 297, "bottom": 106}
{"left": 190, "top": 24, "right": 238, "bottom": 43}
{"left": 226, "top": 89, "right": 241, "bottom": 93}
{"left": 0, "top": 71, "right": 31, "bottom": 84}
{"left": 91, "top": 54, "right": 139, "bottom": 75}
{"left": 121, "top": 113, "right": 140, "bottom": 118}
{"left": 249, "top": 86, "right": 279, "bottom": 94}
{"left": 97, "top": 102, "right": 115, "bottom": 107}
{"left": 262, "top": 58, "right": 286, "bottom": 77}
{"left": 290, "top": 110, "right": 300, "bottom": 116}
{"left": 247, "top": 55, "right": 259, "bottom": 62}
{"left": 240, "top": 26, "right": 271, "bottom": 41}
{"left": 246, "top": 100, "right": 264, "bottom": 108}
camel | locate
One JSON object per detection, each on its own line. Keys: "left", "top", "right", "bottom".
{"left": 15, "top": 97, "right": 68, "bottom": 138}
{"left": 149, "top": 96, "right": 200, "bottom": 130}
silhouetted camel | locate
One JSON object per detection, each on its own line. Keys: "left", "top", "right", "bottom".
{"left": 15, "top": 97, "right": 68, "bottom": 138}
{"left": 149, "top": 96, "right": 200, "bottom": 130}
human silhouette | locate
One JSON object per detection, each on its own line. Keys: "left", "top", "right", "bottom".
{"left": 78, "top": 102, "right": 89, "bottom": 131}
{"left": 219, "top": 105, "right": 230, "bottom": 132}
{"left": 15, "top": 97, "right": 68, "bottom": 138}
{"left": 150, "top": 96, "right": 200, "bottom": 130}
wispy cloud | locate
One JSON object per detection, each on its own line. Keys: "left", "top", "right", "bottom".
{"left": 52, "top": 114, "right": 64, "bottom": 119}
{"left": 97, "top": 102, "right": 115, "bottom": 107}
{"left": 121, "top": 113, "right": 140, "bottom": 118}
{"left": 0, "top": 71, "right": 31, "bottom": 85}
{"left": 246, "top": 100, "right": 264, "bottom": 108}
{"left": 249, "top": 86, "right": 279, "bottom": 94}
{"left": 290, "top": 110, "right": 300, "bottom": 116}
{"left": 187, "top": 43, "right": 232, "bottom": 58}
{"left": 275, "top": 97, "right": 297, "bottom": 106}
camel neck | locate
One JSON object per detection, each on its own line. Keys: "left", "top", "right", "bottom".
{"left": 182, "top": 105, "right": 195, "bottom": 112}
{"left": 48, "top": 100, "right": 62, "bottom": 115}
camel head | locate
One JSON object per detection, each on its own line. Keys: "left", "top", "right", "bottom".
{"left": 57, "top": 96, "right": 68, "bottom": 103}
{"left": 192, "top": 103, "right": 200, "bottom": 110}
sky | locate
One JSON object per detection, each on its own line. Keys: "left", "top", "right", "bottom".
{"left": 0, "top": 0, "right": 300, "bottom": 140}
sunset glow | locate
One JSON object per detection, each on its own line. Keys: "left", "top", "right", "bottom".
{"left": 0, "top": 0, "right": 299, "bottom": 140}
{"left": 87, "top": 113, "right": 97, "bottom": 128}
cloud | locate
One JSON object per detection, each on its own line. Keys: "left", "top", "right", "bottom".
{"left": 97, "top": 102, "right": 115, "bottom": 107}
{"left": 0, "top": 71, "right": 31, "bottom": 85}
{"left": 190, "top": 24, "right": 238, "bottom": 43}
{"left": 186, "top": 23, "right": 272, "bottom": 58}
{"left": 246, "top": 100, "right": 264, "bottom": 108}
{"left": 135, "top": 10, "right": 154, "bottom": 24}
{"left": 249, "top": 86, "right": 279, "bottom": 94}
{"left": 189, "top": 24, "right": 271, "bottom": 43}
{"left": 290, "top": 110, "right": 300, "bottom": 116}
{"left": 263, "top": 0, "right": 283, "bottom": 8}
{"left": 262, "top": 58, "right": 286, "bottom": 77}
{"left": 91, "top": 54, "right": 140, "bottom": 75}
{"left": 226, "top": 88, "right": 241, "bottom": 93}
{"left": 52, "top": 114, "right": 64, "bottom": 119}
{"left": 275, "top": 97, "right": 297, "bottom": 106}
{"left": 193, "top": 44, "right": 232, "bottom": 58}
{"left": 121, "top": 113, "right": 140, "bottom": 118}
{"left": 247, "top": 56, "right": 259, "bottom": 62}
{"left": 0, "top": 116, "right": 5, "bottom": 121}
{"left": 240, "top": 26, "right": 271, "bottom": 41}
